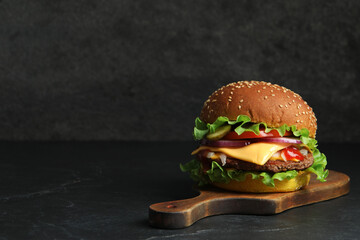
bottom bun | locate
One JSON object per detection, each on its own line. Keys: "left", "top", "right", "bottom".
{"left": 212, "top": 171, "right": 311, "bottom": 193}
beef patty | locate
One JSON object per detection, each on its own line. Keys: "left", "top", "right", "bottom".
{"left": 198, "top": 150, "right": 314, "bottom": 173}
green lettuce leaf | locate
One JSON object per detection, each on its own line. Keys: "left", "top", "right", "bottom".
{"left": 306, "top": 148, "right": 329, "bottom": 182}
{"left": 180, "top": 159, "right": 209, "bottom": 186}
{"left": 194, "top": 115, "right": 311, "bottom": 143}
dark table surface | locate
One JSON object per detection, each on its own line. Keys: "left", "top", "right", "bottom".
{"left": 0, "top": 141, "right": 358, "bottom": 240}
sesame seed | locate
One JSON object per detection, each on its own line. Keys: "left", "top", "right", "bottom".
{"left": 221, "top": 91, "right": 224, "bottom": 94}
{"left": 271, "top": 94, "right": 275, "bottom": 96}
{"left": 279, "top": 104, "right": 283, "bottom": 108}
{"left": 287, "top": 96, "right": 290, "bottom": 98}
{"left": 285, "top": 104, "right": 288, "bottom": 108}
{"left": 300, "top": 120, "right": 303, "bottom": 123}
{"left": 212, "top": 99, "right": 217, "bottom": 102}
{"left": 230, "top": 91, "right": 233, "bottom": 95}
{"left": 271, "top": 90, "right": 274, "bottom": 92}
{"left": 296, "top": 120, "right": 300, "bottom": 123}
{"left": 302, "top": 111, "right": 305, "bottom": 114}
{"left": 295, "top": 114, "right": 298, "bottom": 116}
{"left": 240, "top": 99, "right": 244, "bottom": 102}
{"left": 263, "top": 86, "right": 266, "bottom": 89}
{"left": 292, "top": 100, "right": 295, "bottom": 103}
{"left": 238, "top": 105, "right": 241, "bottom": 109}
{"left": 264, "top": 96, "right": 268, "bottom": 99}
{"left": 228, "top": 99, "right": 232, "bottom": 102}
{"left": 257, "top": 90, "right": 261, "bottom": 93}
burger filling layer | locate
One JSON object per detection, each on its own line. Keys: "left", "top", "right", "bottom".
{"left": 197, "top": 150, "right": 313, "bottom": 173}
{"left": 191, "top": 142, "right": 312, "bottom": 173}
{"left": 191, "top": 142, "right": 292, "bottom": 166}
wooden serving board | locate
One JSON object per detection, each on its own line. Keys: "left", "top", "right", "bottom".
{"left": 149, "top": 170, "right": 350, "bottom": 229}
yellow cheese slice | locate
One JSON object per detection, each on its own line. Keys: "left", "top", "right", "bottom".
{"left": 191, "top": 142, "right": 292, "bottom": 166}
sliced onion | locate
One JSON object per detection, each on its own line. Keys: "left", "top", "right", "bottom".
{"left": 206, "top": 152, "right": 215, "bottom": 158}
{"left": 272, "top": 151, "right": 281, "bottom": 158}
{"left": 300, "top": 149, "right": 308, "bottom": 156}
{"left": 201, "top": 139, "right": 252, "bottom": 147}
{"left": 249, "top": 137, "right": 302, "bottom": 144}
{"left": 219, "top": 153, "right": 227, "bottom": 166}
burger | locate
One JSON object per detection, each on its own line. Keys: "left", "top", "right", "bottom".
{"left": 180, "top": 81, "right": 328, "bottom": 192}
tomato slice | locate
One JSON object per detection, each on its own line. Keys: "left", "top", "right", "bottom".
{"left": 223, "top": 128, "right": 292, "bottom": 140}
{"left": 281, "top": 146, "right": 304, "bottom": 161}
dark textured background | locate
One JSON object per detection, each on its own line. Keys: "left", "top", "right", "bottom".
{"left": 0, "top": 0, "right": 359, "bottom": 141}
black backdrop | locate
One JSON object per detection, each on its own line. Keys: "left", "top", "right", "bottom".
{"left": 0, "top": 0, "right": 359, "bottom": 142}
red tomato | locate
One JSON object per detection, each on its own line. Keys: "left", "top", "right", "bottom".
{"left": 223, "top": 129, "right": 292, "bottom": 140}
{"left": 281, "top": 146, "right": 304, "bottom": 161}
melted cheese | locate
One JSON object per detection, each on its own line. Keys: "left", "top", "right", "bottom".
{"left": 191, "top": 142, "right": 292, "bottom": 166}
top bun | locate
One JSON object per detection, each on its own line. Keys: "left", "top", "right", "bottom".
{"left": 200, "top": 81, "right": 317, "bottom": 138}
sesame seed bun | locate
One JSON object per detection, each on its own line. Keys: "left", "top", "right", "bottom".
{"left": 200, "top": 81, "right": 317, "bottom": 138}
{"left": 212, "top": 171, "right": 311, "bottom": 193}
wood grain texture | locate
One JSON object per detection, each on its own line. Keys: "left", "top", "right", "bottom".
{"left": 149, "top": 170, "right": 350, "bottom": 229}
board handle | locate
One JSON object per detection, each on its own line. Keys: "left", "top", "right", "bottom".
{"left": 149, "top": 191, "right": 210, "bottom": 228}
